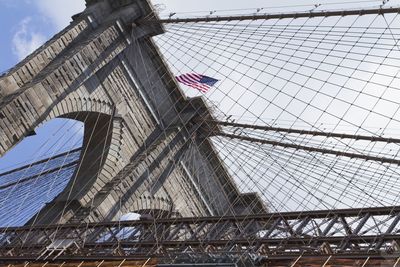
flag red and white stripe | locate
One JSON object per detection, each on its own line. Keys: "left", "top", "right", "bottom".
{"left": 175, "top": 73, "right": 218, "bottom": 93}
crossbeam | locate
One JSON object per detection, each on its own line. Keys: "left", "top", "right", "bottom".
{"left": 212, "top": 120, "right": 400, "bottom": 143}
{"left": 216, "top": 132, "right": 400, "bottom": 165}
{"left": 141, "top": 7, "right": 400, "bottom": 24}
{"left": 1, "top": 206, "right": 400, "bottom": 262}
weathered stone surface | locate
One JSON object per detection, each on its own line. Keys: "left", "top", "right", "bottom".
{"left": 0, "top": 0, "right": 267, "bottom": 225}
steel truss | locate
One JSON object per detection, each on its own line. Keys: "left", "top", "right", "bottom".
{"left": 1, "top": 206, "right": 400, "bottom": 262}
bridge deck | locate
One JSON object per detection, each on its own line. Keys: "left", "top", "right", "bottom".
{"left": 1, "top": 205, "right": 400, "bottom": 264}
{"left": 4, "top": 257, "right": 400, "bottom": 266}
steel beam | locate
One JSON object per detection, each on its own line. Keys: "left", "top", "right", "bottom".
{"left": 211, "top": 120, "right": 400, "bottom": 143}
{"left": 216, "top": 132, "right": 400, "bottom": 165}
{"left": 141, "top": 7, "right": 400, "bottom": 24}
{"left": 1, "top": 206, "right": 400, "bottom": 262}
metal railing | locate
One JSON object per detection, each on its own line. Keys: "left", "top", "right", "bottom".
{"left": 1, "top": 206, "right": 400, "bottom": 262}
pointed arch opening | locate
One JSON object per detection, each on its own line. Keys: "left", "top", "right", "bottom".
{"left": 0, "top": 111, "right": 115, "bottom": 226}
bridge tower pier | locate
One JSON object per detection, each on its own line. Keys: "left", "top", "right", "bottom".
{"left": 0, "top": 0, "right": 266, "bottom": 225}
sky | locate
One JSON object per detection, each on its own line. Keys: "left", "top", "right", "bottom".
{"left": 1, "top": 0, "right": 396, "bottom": 72}
{"left": 0, "top": 0, "right": 398, "bottom": 169}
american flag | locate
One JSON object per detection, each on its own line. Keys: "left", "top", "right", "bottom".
{"left": 175, "top": 73, "right": 219, "bottom": 93}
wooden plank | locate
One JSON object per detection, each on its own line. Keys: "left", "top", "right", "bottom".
{"left": 9, "top": 260, "right": 157, "bottom": 267}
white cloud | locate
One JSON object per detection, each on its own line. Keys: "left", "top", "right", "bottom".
{"left": 120, "top": 212, "right": 141, "bottom": 221}
{"left": 35, "top": 0, "right": 85, "bottom": 30}
{"left": 10, "top": 0, "right": 85, "bottom": 61}
{"left": 12, "top": 17, "right": 46, "bottom": 60}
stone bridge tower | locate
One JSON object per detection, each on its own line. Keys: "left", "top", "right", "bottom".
{"left": 0, "top": 0, "right": 266, "bottom": 224}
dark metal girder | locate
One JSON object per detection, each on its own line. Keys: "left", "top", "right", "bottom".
{"left": 140, "top": 7, "right": 400, "bottom": 24}
{"left": 211, "top": 120, "right": 400, "bottom": 143}
{"left": 2, "top": 205, "right": 400, "bottom": 232}
{"left": 1, "top": 206, "right": 400, "bottom": 262}
{"left": 61, "top": 235, "right": 392, "bottom": 248}
{"left": 215, "top": 132, "right": 400, "bottom": 165}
